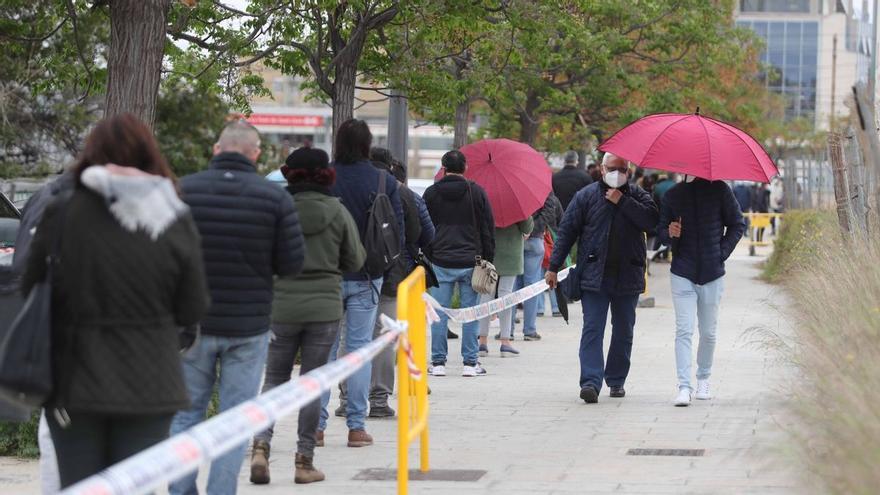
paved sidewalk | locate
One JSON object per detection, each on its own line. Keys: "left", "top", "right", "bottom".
{"left": 0, "top": 242, "right": 801, "bottom": 494}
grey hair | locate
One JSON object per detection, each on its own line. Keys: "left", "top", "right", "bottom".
{"left": 602, "top": 152, "right": 629, "bottom": 167}
{"left": 217, "top": 120, "right": 261, "bottom": 154}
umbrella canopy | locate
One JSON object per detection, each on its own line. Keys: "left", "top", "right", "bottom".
{"left": 598, "top": 112, "right": 778, "bottom": 183}
{"left": 435, "top": 139, "right": 552, "bottom": 228}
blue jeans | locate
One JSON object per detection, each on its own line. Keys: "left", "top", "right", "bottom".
{"left": 319, "top": 278, "right": 382, "bottom": 432}
{"left": 579, "top": 283, "right": 638, "bottom": 392}
{"left": 522, "top": 238, "right": 545, "bottom": 335}
{"left": 169, "top": 332, "right": 270, "bottom": 495}
{"left": 671, "top": 274, "right": 724, "bottom": 391}
{"left": 537, "top": 269, "right": 560, "bottom": 314}
{"left": 429, "top": 265, "right": 480, "bottom": 366}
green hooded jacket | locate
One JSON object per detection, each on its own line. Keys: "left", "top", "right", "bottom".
{"left": 272, "top": 190, "right": 365, "bottom": 323}
{"left": 493, "top": 217, "right": 535, "bottom": 276}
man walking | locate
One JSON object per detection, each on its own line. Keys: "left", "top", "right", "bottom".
{"left": 546, "top": 153, "right": 658, "bottom": 404}
{"left": 318, "top": 120, "right": 405, "bottom": 447}
{"left": 657, "top": 175, "right": 745, "bottom": 407}
{"left": 169, "top": 121, "right": 305, "bottom": 495}
{"left": 424, "top": 150, "right": 494, "bottom": 377}
{"left": 552, "top": 150, "right": 592, "bottom": 211}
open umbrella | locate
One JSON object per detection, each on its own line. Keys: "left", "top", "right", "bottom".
{"left": 598, "top": 110, "right": 778, "bottom": 183}
{"left": 435, "top": 139, "right": 552, "bottom": 227}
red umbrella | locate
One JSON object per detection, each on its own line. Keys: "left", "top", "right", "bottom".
{"left": 435, "top": 139, "right": 551, "bottom": 228}
{"left": 598, "top": 111, "right": 778, "bottom": 183}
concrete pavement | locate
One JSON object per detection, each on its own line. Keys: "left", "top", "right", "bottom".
{"left": 0, "top": 242, "right": 802, "bottom": 494}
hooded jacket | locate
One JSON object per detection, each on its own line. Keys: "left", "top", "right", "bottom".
{"left": 657, "top": 179, "right": 745, "bottom": 285}
{"left": 181, "top": 152, "right": 305, "bottom": 337}
{"left": 423, "top": 175, "right": 495, "bottom": 269}
{"left": 22, "top": 165, "right": 209, "bottom": 414}
{"left": 272, "top": 190, "right": 366, "bottom": 323}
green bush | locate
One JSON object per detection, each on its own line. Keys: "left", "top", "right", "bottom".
{"left": 762, "top": 209, "right": 835, "bottom": 283}
{"left": 0, "top": 412, "right": 40, "bottom": 458}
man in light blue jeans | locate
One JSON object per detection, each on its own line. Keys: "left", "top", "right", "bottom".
{"left": 428, "top": 266, "right": 483, "bottom": 376}
{"left": 521, "top": 237, "right": 546, "bottom": 337}
{"left": 169, "top": 333, "right": 270, "bottom": 495}
{"left": 656, "top": 176, "right": 745, "bottom": 407}
{"left": 319, "top": 279, "right": 383, "bottom": 444}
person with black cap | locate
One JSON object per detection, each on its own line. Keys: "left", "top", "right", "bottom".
{"left": 249, "top": 147, "right": 366, "bottom": 486}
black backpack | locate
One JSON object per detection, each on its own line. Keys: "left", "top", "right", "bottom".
{"left": 363, "top": 173, "right": 402, "bottom": 277}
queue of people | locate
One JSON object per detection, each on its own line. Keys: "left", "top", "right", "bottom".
{"left": 9, "top": 111, "right": 751, "bottom": 494}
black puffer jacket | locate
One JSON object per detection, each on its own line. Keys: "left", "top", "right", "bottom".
{"left": 423, "top": 175, "right": 495, "bottom": 268}
{"left": 23, "top": 180, "right": 209, "bottom": 414}
{"left": 549, "top": 182, "right": 658, "bottom": 295}
{"left": 657, "top": 179, "right": 746, "bottom": 285}
{"left": 553, "top": 166, "right": 593, "bottom": 211}
{"left": 181, "top": 152, "right": 305, "bottom": 337}
{"left": 530, "top": 192, "right": 564, "bottom": 239}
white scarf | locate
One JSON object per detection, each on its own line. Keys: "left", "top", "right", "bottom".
{"left": 80, "top": 164, "right": 188, "bottom": 241}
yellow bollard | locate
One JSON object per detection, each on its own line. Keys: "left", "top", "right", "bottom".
{"left": 396, "top": 267, "right": 430, "bottom": 495}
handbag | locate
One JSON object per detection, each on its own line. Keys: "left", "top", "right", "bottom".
{"left": 0, "top": 203, "right": 67, "bottom": 414}
{"left": 466, "top": 183, "right": 498, "bottom": 295}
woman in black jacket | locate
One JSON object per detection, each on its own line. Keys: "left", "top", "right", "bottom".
{"left": 22, "top": 114, "right": 210, "bottom": 488}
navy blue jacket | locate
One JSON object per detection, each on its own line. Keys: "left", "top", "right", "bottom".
{"left": 657, "top": 180, "right": 746, "bottom": 285}
{"left": 331, "top": 159, "right": 405, "bottom": 280}
{"left": 549, "top": 182, "right": 659, "bottom": 295}
{"left": 181, "top": 152, "right": 305, "bottom": 337}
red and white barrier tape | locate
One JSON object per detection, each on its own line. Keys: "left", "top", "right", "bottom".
{"left": 423, "top": 266, "right": 573, "bottom": 324}
{"left": 61, "top": 315, "right": 411, "bottom": 495}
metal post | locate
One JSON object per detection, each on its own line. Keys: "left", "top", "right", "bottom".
{"left": 831, "top": 34, "right": 838, "bottom": 130}
{"left": 388, "top": 89, "right": 409, "bottom": 169}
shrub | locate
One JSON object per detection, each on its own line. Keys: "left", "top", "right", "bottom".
{"left": 762, "top": 209, "right": 835, "bottom": 283}
{"left": 0, "top": 412, "right": 40, "bottom": 458}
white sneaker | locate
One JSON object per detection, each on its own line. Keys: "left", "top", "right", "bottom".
{"left": 695, "top": 380, "right": 711, "bottom": 400}
{"left": 462, "top": 363, "right": 487, "bottom": 377}
{"left": 430, "top": 365, "right": 446, "bottom": 377}
{"left": 674, "top": 388, "right": 692, "bottom": 407}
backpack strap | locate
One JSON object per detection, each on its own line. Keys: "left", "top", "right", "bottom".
{"left": 466, "top": 182, "right": 482, "bottom": 260}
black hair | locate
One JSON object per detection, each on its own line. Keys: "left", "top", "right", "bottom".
{"left": 587, "top": 162, "right": 598, "bottom": 170}
{"left": 370, "top": 146, "right": 393, "bottom": 165}
{"left": 441, "top": 150, "right": 466, "bottom": 174}
{"left": 334, "top": 119, "right": 372, "bottom": 164}
{"left": 390, "top": 158, "right": 407, "bottom": 182}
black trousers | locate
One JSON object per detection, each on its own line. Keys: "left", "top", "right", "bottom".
{"left": 47, "top": 411, "right": 173, "bottom": 488}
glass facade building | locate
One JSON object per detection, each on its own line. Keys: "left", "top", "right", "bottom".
{"left": 737, "top": 20, "right": 819, "bottom": 121}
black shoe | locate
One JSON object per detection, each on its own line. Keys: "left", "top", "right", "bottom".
{"left": 447, "top": 330, "right": 459, "bottom": 339}
{"left": 580, "top": 386, "right": 599, "bottom": 404}
{"left": 523, "top": 333, "right": 542, "bottom": 341}
{"left": 368, "top": 405, "right": 396, "bottom": 418}
{"left": 609, "top": 386, "right": 626, "bottom": 398}
{"left": 552, "top": 311, "right": 563, "bottom": 317}
{"left": 334, "top": 402, "right": 347, "bottom": 417}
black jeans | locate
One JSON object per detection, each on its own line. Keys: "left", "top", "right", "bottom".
{"left": 46, "top": 411, "right": 173, "bottom": 488}
{"left": 253, "top": 320, "right": 339, "bottom": 456}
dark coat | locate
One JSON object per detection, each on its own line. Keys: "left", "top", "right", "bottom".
{"left": 549, "top": 182, "right": 659, "bottom": 295}
{"left": 657, "top": 180, "right": 746, "bottom": 285}
{"left": 22, "top": 187, "right": 209, "bottom": 414}
{"left": 331, "top": 160, "right": 405, "bottom": 280}
{"left": 381, "top": 184, "right": 435, "bottom": 296}
{"left": 552, "top": 166, "right": 593, "bottom": 211}
{"left": 751, "top": 187, "right": 770, "bottom": 213}
{"left": 530, "top": 192, "right": 564, "bottom": 239}
{"left": 733, "top": 184, "right": 753, "bottom": 213}
{"left": 12, "top": 171, "right": 76, "bottom": 276}
{"left": 423, "top": 175, "right": 495, "bottom": 268}
{"left": 181, "top": 152, "right": 305, "bottom": 337}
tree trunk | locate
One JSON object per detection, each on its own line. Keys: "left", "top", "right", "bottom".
{"left": 105, "top": 0, "right": 171, "bottom": 128}
{"left": 517, "top": 91, "right": 541, "bottom": 145}
{"left": 453, "top": 100, "right": 470, "bottom": 149}
{"left": 331, "top": 60, "right": 357, "bottom": 157}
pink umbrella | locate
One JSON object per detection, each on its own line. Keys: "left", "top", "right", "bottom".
{"left": 598, "top": 111, "right": 778, "bottom": 183}
{"left": 435, "top": 139, "right": 552, "bottom": 228}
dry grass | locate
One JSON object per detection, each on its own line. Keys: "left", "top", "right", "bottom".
{"left": 780, "top": 215, "right": 880, "bottom": 494}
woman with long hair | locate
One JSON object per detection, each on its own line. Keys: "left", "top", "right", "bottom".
{"left": 21, "top": 113, "right": 209, "bottom": 488}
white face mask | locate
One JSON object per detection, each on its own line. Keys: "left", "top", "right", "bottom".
{"left": 603, "top": 170, "right": 627, "bottom": 188}
{"left": 685, "top": 175, "right": 696, "bottom": 183}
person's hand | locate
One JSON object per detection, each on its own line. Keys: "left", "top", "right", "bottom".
{"left": 669, "top": 218, "right": 682, "bottom": 238}
{"left": 545, "top": 271, "right": 558, "bottom": 289}
{"left": 605, "top": 189, "right": 623, "bottom": 204}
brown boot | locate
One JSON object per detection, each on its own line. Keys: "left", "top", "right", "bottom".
{"left": 294, "top": 453, "right": 325, "bottom": 484}
{"left": 249, "top": 440, "right": 270, "bottom": 484}
{"left": 347, "top": 429, "right": 373, "bottom": 447}
{"left": 316, "top": 430, "right": 324, "bottom": 447}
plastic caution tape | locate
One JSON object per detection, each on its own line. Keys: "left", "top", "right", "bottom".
{"left": 61, "top": 317, "right": 410, "bottom": 495}
{"left": 423, "top": 265, "right": 573, "bottom": 324}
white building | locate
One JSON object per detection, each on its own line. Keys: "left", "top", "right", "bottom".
{"left": 735, "top": 0, "right": 878, "bottom": 129}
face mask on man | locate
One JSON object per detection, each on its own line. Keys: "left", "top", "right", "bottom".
{"left": 603, "top": 170, "right": 628, "bottom": 188}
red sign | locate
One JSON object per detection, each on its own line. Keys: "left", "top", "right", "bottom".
{"left": 245, "top": 114, "right": 324, "bottom": 127}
